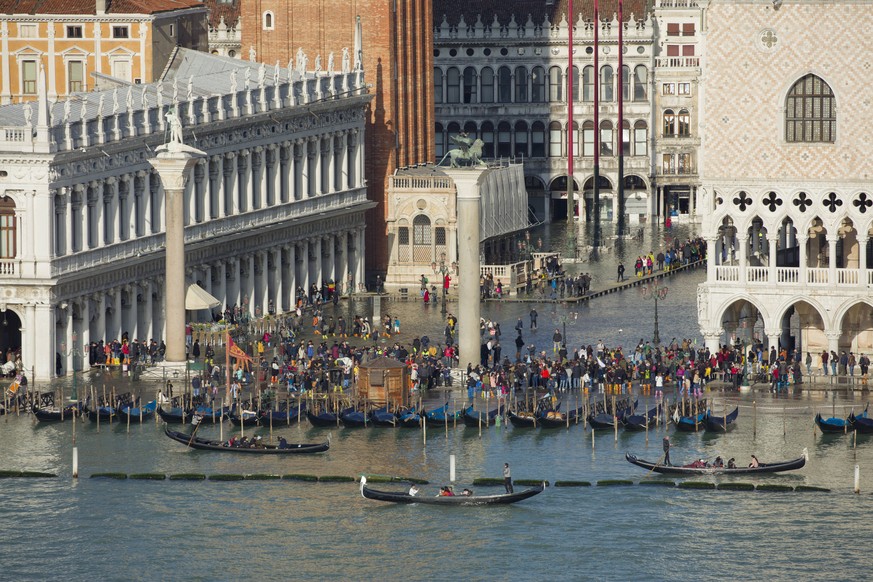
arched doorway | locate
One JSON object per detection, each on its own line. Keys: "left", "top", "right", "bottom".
{"left": 583, "top": 175, "right": 613, "bottom": 221}
{"left": 0, "top": 308, "right": 22, "bottom": 365}
{"left": 548, "top": 175, "right": 579, "bottom": 221}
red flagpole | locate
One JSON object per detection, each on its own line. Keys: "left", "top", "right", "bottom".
{"left": 567, "top": 0, "right": 575, "bottom": 228}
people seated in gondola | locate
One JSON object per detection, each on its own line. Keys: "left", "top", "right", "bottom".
{"left": 438, "top": 486, "right": 454, "bottom": 497}
{"left": 226, "top": 436, "right": 236, "bottom": 447}
{"left": 687, "top": 459, "right": 708, "bottom": 468}
{"left": 278, "top": 437, "right": 288, "bottom": 450}
{"left": 748, "top": 455, "right": 760, "bottom": 468}
{"left": 238, "top": 436, "right": 249, "bottom": 447}
{"left": 461, "top": 489, "right": 473, "bottom": 496}
{"left": 713, "top": 456, "right": 724, "bottom": 468}
{"left": 727, "top": 458, "right": 737, "bottom": 469}
{"left": 408, "top": 485, "right": 419, "bottom": 497}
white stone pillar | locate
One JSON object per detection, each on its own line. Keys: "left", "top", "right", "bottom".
{"left": 285, "top": 244, "right": 295, "bottom": 310}
{"left": 149, "top": 144, "right": 206, "bottom": 364}
{"left": 859, "top": 236, "right": 868, "bottom": 288}
{"left": 706, "top": 236, "right": 717, "bottom": 281}
{"left": 826, "top": 331, "right": 841, "bottom": 358}
{"left": 257, "top": 250, "right": 269, "bottom": 316}
{"left": 228, "top": 258, "right": 241, "bottom": 309}
{"left": 799, "top": 235, "right": 808, "bottom": 284}
{"left": 301, "top": 240, "right": 311, "bottom": 294}
{"left": 153, "top": 276, "right": 165, "bottom": 343}
{"left": 767, "top": 234, "right": 778, "bottom": 284}
{"left": 252, "top": 146, "right": 264, "bottom": 209}
{"left": 338, "top": 231, "right": 349, "bottom": 294}
{"left": 355, "top": 229, "right": 366, "bottom": 291}
{"left": 306, "top": 138, "right": 317, "bottom": 197}
{"left": 79, "top": 297, "right": 91, "bottom": 371}
{"left": 337, "top": 132, "right": 349, "bottom": 190}
{"left": 271, "top": 248, "right": 281, "bottom": 313}
{"left": 327, "top": 234, "right": 336, "bottom": 284}
{"left": 94, "top": 292, "right": 106, "bottom": 344}
{"left": 280, "top": 142, "right": 292, "bottom": 204}
{"left": 827, "top": 234, "right": 838, "bottom": 285}
{"left": 448, "top": 168, "right": 486, "bottom": 368}
{"left": 142, "top": 280, "right": 154, "bottom": 341}
{"left": 295, "top": 139, "right": 306, "bottom": 201}
{"left": 737, "top": 235, "right": 748, "bottom": 284}
{"left": 224, "top": 152, "right": 237, "bottom": 215}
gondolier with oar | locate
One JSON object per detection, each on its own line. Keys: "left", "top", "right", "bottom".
{"left": 503, "top": 463, "right": 513, "bottom": 494}
{"left": 662, "top": 436, "right": 671, "bottom": 466}
{"left": 187, "top": 414, "right": 204, "bottom": 447}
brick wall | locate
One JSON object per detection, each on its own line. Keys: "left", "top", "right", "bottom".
{"left": 241, "top": 0, "right": 434, "bottom": 275}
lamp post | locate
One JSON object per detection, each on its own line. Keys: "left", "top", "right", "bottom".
{"left": 431, "top": 252, "right": 458, "bottom": 316}
{"left": 61, "top": 332, "right": 81, "bottom": 402}
{"left": 641, "top": 280, "right": 669, "bottom": 346}
{"left": 739, "top": 317, "right": 751, "bottom": 388}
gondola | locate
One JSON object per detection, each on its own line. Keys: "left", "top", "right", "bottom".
{"left": 507, "top": 410, "right": 538, "bottom": 428}
{"left": 307, "top": 407, "right": 353, "bottom": 428}
{"left": 32, "top": 402, "right": 83, "bottom": 422}
{"left": 424, "top": 403, "right": 461, "bottom": 427}
{"left": 625, "top": 450, "right": 808, "bottom": 475}
{"left": 369, "top": 406, "right": 398, "bottom": 428}
{"left": 850, "top": 412, "right": 873, "bottom": 434}
{"left": 704, "top": 407, "right": 739, "bottom": 433}
{"left": 359, "top": 476, "right": 544, "bottom": 505}
{"left": 163, "top": 427, "right": 329, "bottom": 454}
{"left": 87, "top": 405, "right": 116, "bottom": 423}
{"left": 227, "top": 408, "right": 260, "bottom": 426}
{"left": 588, "top": 412, "right": 623, "bottom": 430}
{"left": 340, "top": 409, "right": 370, "bottom": 428}
{"left": 192, "top": 405, "right": 229, "bottom": 423}
{"left": 397, "top": 409, "right": 422, "bottom": 428}
{"left": 674, "top": 411, "right": 707, "bottom": 432}
{"left": 157, "top": 406, "right": 192, "bottom": 424}
{"left": 814, "top": 413, "right": 855, "bottom": 434}
{"left": 538, "top": 406, "right": 583, "bottom": 429}
{"left": 462, "top": 406, "right": 500, "bottom": 428}
{"left": 624, "top": 405, "right": 661, "bottom": 432}
{"left": 117, "top": 400, "right": 157, "bottom": 423}
{"left": 259, "top": 406, "right": 304, "bottom": 426}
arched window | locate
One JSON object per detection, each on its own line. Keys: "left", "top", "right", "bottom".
{"left": 582, "top": 121, "right": 594, "bottom": 156}
{"left": 514, "top": 121, "right": 529, "bottom": 158}
{"left": 570, "top": 66, "right": 580, "bottom": 102}
{"left": 397, "top": 226, "right": 410, "bottom": 262}
{"left": 663, "top": 109, "right": 675, "bottom": 137}
{"left": 480, "top": 67, "right": 494, "bottom": 103}
{"left": 600, "top": 65, "right": 614, "bottom": 102}
{"left": 678, "top": 109, "right": 690, "bottom": 137}
{"left": 621, "top": 120, "right": 631, "bottom": 155}
{"left": 413, "top": 215, "right": 432, "bottom": 262}
{"left": 463, "top": 121, "right": 478, "bottom": 139}
{"left": 582, "top": 66, "right": 594, "bottom": 102}
{"left": 434, "top": 68, "right": 443, "bottom": 104}
{"left": 446, "top": 67, "right": 460, "bottom": 103}
{"left": 622, "top": 65, "right": 630, "bottom": 101}
{"left": 515, "top": 66, "right": 527, "bottom": 102}
{"left": 531, "top": 121, "right": 546, "bottom": 157}
{"left": 497, "top": 66, "right": 512, "bottom": 103}
{"left": 548, "top": 66, "right": 562, "bottom": 102}
{"left": 497, "top": 121, "right": 512, "bottom": 157}
{"left": 462, "top": 67, "right": 477, "bottom": 104}
{"left": 633, "top": 65, "right": 647, "bottom": 101}
{"left": 481, "top": 121, "right": 495, "bottom": 158}
{"left": 434, "top": 123, "right": 445, "bottom": 159}
{"left": 262, "top": 11, "right": 274, "bottom": 30}
{"left": 786, "top": 74, "right": 835, "bottom": 143}
{"left": 634, "top": 120, "right": 648, "bottom": 156}
{"left": 0, "top": 196, "right": 16, "bottom": 259}
{"left": 600, "top": 120, "right": 613, "bottom": 156}
{"left": 531, "top": 66, "right": 545, "bottom": 102}
{"left": 548, "top": 121, "right": 563, "bottom": 157}
{"left": 569, "top": 121, "right": 580, "bottom": 155}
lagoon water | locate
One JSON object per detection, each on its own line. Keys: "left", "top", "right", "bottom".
{"left": 2, "top": 222, "right": 871, "bottom": 581}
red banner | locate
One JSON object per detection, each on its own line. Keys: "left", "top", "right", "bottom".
{"left": 227, "top": 335, "right": 252, "bottom": 369}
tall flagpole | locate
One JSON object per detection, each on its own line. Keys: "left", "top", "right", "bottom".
{"left": 567, "top": 0, "right": 576, "bottom": 237}
{"left": 617, "top": 0, "right": 625, "bottom": 236}
{"left": 593, "top": 0, "right": 601, "bottom": 249}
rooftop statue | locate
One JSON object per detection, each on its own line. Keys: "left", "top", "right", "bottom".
{"left": 439, "top": 134, "right": 485, "bottom": 168}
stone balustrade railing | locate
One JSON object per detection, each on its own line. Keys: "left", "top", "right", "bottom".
{"left": 435, "top": 12, "right": 652, "bottom": 42}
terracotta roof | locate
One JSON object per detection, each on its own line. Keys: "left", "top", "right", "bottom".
{"left": 433, "top": 0, "right": 651, "bottom": 27}
{"left": 203, "top": 0, "right": 237, "bottom": 29}
{"left": 0, "top": 0, "right": 204, "bottom": 15}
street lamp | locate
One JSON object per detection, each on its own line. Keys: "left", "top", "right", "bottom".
{"left": 641, "top": 280, "right": 669, "bottom": 346}
{"left": 61, "top": 331, "right": 81, "bottom": 402}
{"left": 431, "top": 252, "right": 458, "bottom": 316}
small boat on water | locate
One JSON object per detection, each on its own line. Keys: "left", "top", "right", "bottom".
{"left": 398, "top": 408, "right": 423, "bottom": 428}
{"left": 538, "top": 406, "right": 583, "bottom": 429}
{"left": 307, "top": 407, "right": 353, "bottom": 427}
{"left": 340, "top": 409, "right": 370, "bottom": 428}
{"left": 87, "top": 405, "right": 116, "bottom": 423}
{"left": 227, "top": 408, "right": 261, "bottom": 426}
{"left": 32, "top": 402, "right": 83, "bottom": 422}
{"left": 369, "top": 406, "right": 398, "bottom": 428}
{"left": 704, "top": 407, "right": 739, "bottom": 433}
{"left": 118, "top": 400, "right": 157, "bottom": 423}
{"left": 359, "top": 476, "right": 544, "bottom": 505}
{"left": 157, "top": 406, "right": 191, "bottom": 424}
{"left": 507, "top": 410, "right": 538, "bottom": 428}
{"left": 815, "top": 412, "right": 857, "bottom": 434}
{"left": 625, "top": 449, "right": 807, "bottom": 475}
{"left": 424, "top": 403, "right": 461, "bottom": 427}
{"left": 163, "top": 427, "right": 330, "bottom": 454}
{"left": 674, "top": 411, "right": 707, "bottom": 432}
{"left": 624, "top": 405, "right": 661, "bottom": 432}
{"left": 259, "top": 406, "right": 304, "bottom": 425}
{"left": 588, "top": 412, "right": 624, "bottom": 430}
{"left": 462, "top": 406, "right": 500, "bottom": 428}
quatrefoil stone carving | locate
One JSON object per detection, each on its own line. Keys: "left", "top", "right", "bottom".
{"left": 823, "top": 192, "right": 843, "bottom": 213}
{"left": 763, "top": 191, "right": 782, "bottom": 212}
{"left": 793, "top": 192, "right": 812, "bottom": 212}
{"left": 733, "top": 191, "right": 752, "bottom": 211}
{"left": 853, "top": 193, "right": 872, "bottom": 214}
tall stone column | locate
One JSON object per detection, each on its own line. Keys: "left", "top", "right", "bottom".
{"left": 79, "top": 297, "right": 91, "bottom": 370}
{"left": 149, "top": 142, "right": 206, "bottom": 364}
{"left": 858, "top": 236, "right": 868, "bottom": 288}
{"left": 94, "top": 292, "right": 106, "bottom": 344}
{"left": 294, "top": 139, "right": 305, "bottom": 201}
{"left": 338, "top": 231, "right": 349, "bottom": 293}
{"left": 224, "top": 152, "right": 237, "bottom": 215}
{"left": 285, "top": 244, "right": 295, "bottom": 310}
{"left": 827, "top": 234, "right": 838, "bottom": 285}
{"left": 271, "top": 248, "right": 281, "bottom": 313}
{"left": 445, "top": 168, "right": 486, "bottom": 368}
{"left": 141, "top": 280, "right": 153, "bottom": 341}
{"left": 798, "top": 235, "right": 808, "bottom": 284}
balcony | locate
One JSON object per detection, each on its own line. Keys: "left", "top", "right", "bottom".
{"left": 655, "top": 57, "right": 700, "bottom": 68}
{"left": 713, "top": 265, "right": 873, "bottom": 288}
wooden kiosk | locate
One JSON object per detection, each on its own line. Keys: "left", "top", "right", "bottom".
{"left": 357, "top": 357, "right": 409, "bottom": 406}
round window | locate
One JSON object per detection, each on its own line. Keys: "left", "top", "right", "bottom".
{"left": 585, "top": 46, "right": 593, "bottom": 55}
{"left": 434, "top": 49, "right": 440, "bottom": 57}
{"left": 637, "top": 46, "right": 645, "bottom": 54}
{"left": 500, "top": 48, "right": 508, "bottom": 56}
{"left": 484, "top": 48, "right": 492, "bottom": 56}
{"left": 466, "top": 48, "right": 474, "bottom": 56}
{"left": 449, "top": 49, "right": 457, "bottom": 57}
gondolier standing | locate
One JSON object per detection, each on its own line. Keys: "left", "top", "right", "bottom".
{"left": 503, "top": 463, "right": 513, "bottom": 493}
{"left": 663, "top": 436, "right": 671, "bottom": 466}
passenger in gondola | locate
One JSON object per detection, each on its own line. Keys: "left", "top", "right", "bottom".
{"left": 749, "top": 455, "right": 760, "bottom": 468}
{"left": 713, "top": 456, "right": 724, "bottom": 468}
{"left": 238, "top": 436, "right": 249, "bottom": 448}
{"left": 408, "top": 485, "right": 419, "bottom": 497}
{"left": 278, "top": 437, "right": 288, "bottom": 450}
{"left": 461, "top": 489, "right": 473, "bottom": 496}
{"left": 727, "top": 458, "right": 737, "bottom": 469}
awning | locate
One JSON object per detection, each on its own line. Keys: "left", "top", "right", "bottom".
{"left": 185, "top": 283, "right": 221, "bottom": 310}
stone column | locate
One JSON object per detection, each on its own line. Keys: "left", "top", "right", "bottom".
{"left": 266, "top": 144, "right": 278, "bottom": 206}
{"left": 193, "top": 160, "right": 206, "bottom": 222}
{"left": 338, "top": 231, "right": 349, "bottom": 294}
{"left": 827, "top": 234, "right": 838, "bottom": 285}
{"left": 767, "top": 234, "right": 779, "bottom": 284}
{"left": 149, "top": 143, "right": 206, "bottom": 364}
{"left": 447, "top": 168, "right": 486, "bottom": 368}
{"left": 257, "top": 250, "right": 269, "bottom": 315}
{"left": 238, "top": 150, "right": 250, "bottom": 213}
{"left": 766, "top": 328, "right": 782, "bottom": 354}
{"left": 355, "top": 229, "right": 366, "bottom": 291}
{"left": 153, "top": 276, "right": 165, "bottom": 342}
{"left": 270, "top": 248, "right": 281, "bottom": 313}
{"left": 280, "top": 142, "right": 292, "bottom": 203}
{"left": 336, "top": 132, "right": 348, "bottom": 191}
{"left": 295, "top": 139, "right": 306, "bottom": 201}
{"left": 798, "top": 235, "right": 808, "bottom": 284}
{"left": 223, "top": 152, "right": 237, "bottom": 215}
{"left": 94, "top": 292, "right": 106, "bottom": 344}
{"left": 142, "top": 280, "right": 153, "bottom": 341}
{"left": 251, "top": 146, "right": 264, "bottom": 209}
{"left": 79, "top": 297, "right": 91, "bottom": 371}
{"left": 859, "top": 235, "right": 868, "bottom": 288}
{"left": 227, "top": 258, "right": 241, "bottom": 310}
{"left": 702, "top": 329, "right": 722, "bottom": 356}
{"left": 119, "top": 175, "right": 132, "bottom": 240}
{"left": 307, "top": 138, "right": 318, "bottom": 197}
{"left": 285, "top": 244, "right": 295, "bottom": 310}
{"left": 706, "top": 236, "right": 717, "bottom": 281}
{"left": 300, "top": 240, "right": 311, "bottom": 294}
{"left": 737, "top": 234, "right": 748, "bottom": 284}
{"left": 825, "top": 331, "right": 841, "bottom": 359}
{"left": 209, "top": 156, "right": 221, "bottom": 219}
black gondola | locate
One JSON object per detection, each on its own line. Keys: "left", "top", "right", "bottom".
{"left": 359, "top": 477, "right": 544, "bottom": 505}
{"left": 117, "top": 400, "right": 157, "bottom": 423}
{"left": 538, "top": 406, "right": 583, "bottom": 429}
{"left": 260, "top": 406, "right": 304, "bottom": 425}
{"left": 227, "top": 408, "right": 261, "bottom": 426}
{"left": 163, "top": 427, "right": 329, "bottom": 453}
{"left": 507, "top": 410, "right": 538, "bottom": 428}
{"left": 704, "top": 407, "right": 739, "bottom": 432}
{"left": 424, "top": 403, "right": 461, "bottom": 427}
{"left": 157, "top": 406, "right": 191, "bottom": 424}
{"left": 397, "top": 409, "right": 422, "bottom": 428}
{"left": 815, "top": 413, "right": 855, "bottom": 434}
{"left": 674, "top": 411, "right": 707, "bottom": 432}
{"left": 32, "top": 402, "right": 83, "bottom": 422}
{"left": 625, "top": 450, "right": 807, "bottom": 475}
{"left": 340, "top": 409, "right": 370, "bottom": 428}
{"left": 624, "top": 405, "right": 661, "bottom": 431}
{"left": 588, "top": 412, "right": 622, "bottom": 430}
{"left": 87, "top": 406, "right": 116, "bottom": 423}
{"left": 369, "top": 407, "right": 398, "bottom": 428}
{"left": 850, "top": 411, "right": 873, "bottom": 434}
{"left": 462, "top": 406, "right": 499, "bottom": 428}
{"left": 307, "top": 407, "right": 353, "bottom": 427}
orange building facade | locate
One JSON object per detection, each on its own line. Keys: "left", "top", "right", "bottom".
{"left": 241, "top": 0, "right": 434, "bottom": 275}
{"left": 0, "top": 0, "right": 207, "bottom": 104}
